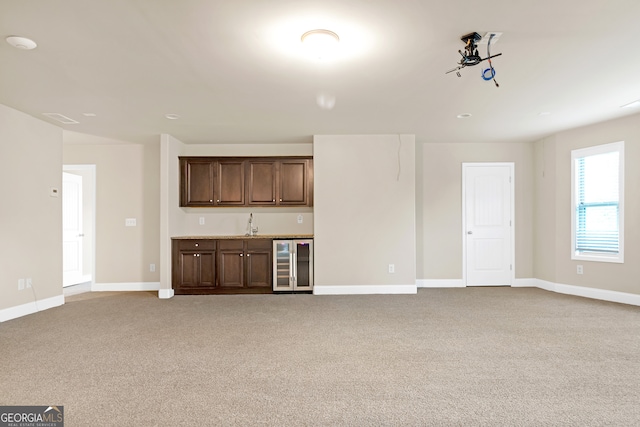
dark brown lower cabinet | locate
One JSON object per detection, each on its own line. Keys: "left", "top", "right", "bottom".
{"left": 172, "top": 240, "right": 217, "bottom": 294}
{"left": 172, "top": 238, "right": 272, "bottom": 294}
{"left": 218, "top": 239, "right": 272, "bottom": 292}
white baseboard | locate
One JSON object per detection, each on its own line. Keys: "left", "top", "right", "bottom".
{"left": 534, "top": 279, "right": 640, "bottom": 306}
{"left": 417, "top": 277, "right": 639, "bottom": 306}
{"left": 159, "top": 289, "right": 174, "bottom": 299}
{"left": 91, "top": 282, "right": 160, "bottom": 292}
{"left": 417, "top": 279, "right": 465, "bottom": 288}
{"left": 0, "top": 294, "right": 65, "bottom": 323}
{"left": 513, "top": 278, "right": 537, "bottom": 287}
{"left": 313, "top": 284, "right": 417, "bottom": 295}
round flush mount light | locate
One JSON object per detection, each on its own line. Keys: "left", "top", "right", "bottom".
{"left": 456, "top": 113, "right": 472, "bottom": 119}
{"left": 301, "top": 29, "right": 339, "bottom": 59}
{"left": 165, "top": 113, "right": 180, "bottom": 120}
{"left": 6, "top": 36, "right": 37, "bottom": 50}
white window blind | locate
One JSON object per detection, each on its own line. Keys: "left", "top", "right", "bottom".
{"left": 571, "top": 141, "right": 624, "bottom": 262}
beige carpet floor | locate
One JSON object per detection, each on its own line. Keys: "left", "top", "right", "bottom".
{"left": 1, "top": 287, "right": 639, "bottom": 426}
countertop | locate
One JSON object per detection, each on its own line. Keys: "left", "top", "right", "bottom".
{"left": 172, "top": 234, "right": 313, "bottom": 240}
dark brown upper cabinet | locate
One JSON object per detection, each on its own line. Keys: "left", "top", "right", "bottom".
{"left": 278, "top": 159, "right": 311, "bottom": 206}
{"left": 216, "top": 160, "right": 245, "bottom": 206}
{"left": 247, "top": 160, "right": 277, "bottom": 205}
{"left": 181, "top": 158, "right": 215, "bottom": 206}
{"left": 180, "top": 156, "right": 313, "bottom": 208}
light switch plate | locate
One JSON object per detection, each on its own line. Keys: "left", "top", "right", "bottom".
{"left": 297, "top": 214, "right": 303, "bottom": 224}
{"left": 125, "top": 218, "right": 136, "bottom": 227}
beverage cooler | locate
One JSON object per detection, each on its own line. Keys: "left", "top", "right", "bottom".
{"left": 273, "top": 239, "right": 313, "bottom": 292}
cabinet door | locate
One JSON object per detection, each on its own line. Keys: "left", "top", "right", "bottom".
{"left": 181, "top": 158, "right": 215, "bottom": 206}
{"left": 177, "top": 251, "right": 200, "bottom": 287}
{"left": 199, "top": 251, "right": 217, "bottom": 287}
{"left": 278, "top": 160, "right": 309, "bottom": 206}
{"left": 247, "top": 160, "right": 277, "bottom": 205}
{"left": 246, "top": 240, "right": 272, "bottom": 288}
{"left": 218, "top": 240, "right": 244, "bottom": 288}
{"left": 216, "top": 160, "right": 245, "bottom": 206}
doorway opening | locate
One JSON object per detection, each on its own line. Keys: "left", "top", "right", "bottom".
{"left": 62, "top": 165, "right": 96, "bottom": 290}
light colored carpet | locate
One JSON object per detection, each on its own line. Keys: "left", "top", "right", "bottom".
{"left": 1, "top": 288, "right": 639, "bottom": 426}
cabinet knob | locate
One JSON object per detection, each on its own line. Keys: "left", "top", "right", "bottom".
{"left": 217, "top": 200, "right": 220, "bottom": 202}
{"left": 193, "top": 254, "right": 197, "bottom": 257}
{"left": 240, "top": 253, "right": 244, "bottom": 257}
{"left": 247, "top": 254, "right": 251, "bottom": 257}
{"left": 195, "top": 243, "right": 199, "bottom": 247}
{"left": 279, "top": 198, "right": 282, "bottom": 202}
{"left": 272, "top": 199, "right": 275, "bottom": 202}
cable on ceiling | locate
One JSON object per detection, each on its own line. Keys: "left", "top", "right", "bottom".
{"left": 482, "top": 34, "right": 500, "bottom": 87}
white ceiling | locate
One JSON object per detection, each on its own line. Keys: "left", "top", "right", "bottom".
{"left": 1, "top": 0, "right": 640, "bottom": 145}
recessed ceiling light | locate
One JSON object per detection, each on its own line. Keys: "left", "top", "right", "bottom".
{"left": 6, "top": 36, "right": 37, "bottom": 50}
{"left": 301, "top": 29, "right": 339, "bottom": 59}
{"left": 165, "top": 114, "right": 180, "bottom": 120}
{"left": 457, "top": 113, "right": 472, "bottom": 119}
{"left": 620, "top": 99, "right": 640, "bottom": 109}
{"left": 539, "top": 111, "right": 552, "bottom": 116}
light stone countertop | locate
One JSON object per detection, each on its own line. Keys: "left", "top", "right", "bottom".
{"left": 171, "top": 234, "right": 313, "bottom": 240}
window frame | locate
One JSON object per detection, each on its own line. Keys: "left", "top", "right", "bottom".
{"left": 570, "top": 141, "right": 624, "bottom": 263}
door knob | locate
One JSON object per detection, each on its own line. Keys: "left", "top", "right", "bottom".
{"left": 467, "top": 231, "right": 473, "bottom": 234}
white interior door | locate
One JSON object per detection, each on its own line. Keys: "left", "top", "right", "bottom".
{"left": 463, "top": 163, "right": 514, "bottom": 286}
{"left": 63, "top": 172, "right": 84, "bottom": 287}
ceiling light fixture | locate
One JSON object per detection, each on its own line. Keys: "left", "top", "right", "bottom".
{"left": 457, "top": 113, "right": 472, "bottom": 119}
{"left": 620, "top": 99, "right": 640, "bottom": 109}
{"left": 301, "top": 29, "right": 339, "bottom": 59}
{"left": 165, "top": 114, "right": 180, "bottom": 120}
{"left": 6, "top": 36, "right": 37, "bottom": 50}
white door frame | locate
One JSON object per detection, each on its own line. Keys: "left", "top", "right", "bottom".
{"left": 63, "top": 164, "right": 96, "bottom": 287}
{"left": 462, "top": 162, "right": 515, "bottom": 286}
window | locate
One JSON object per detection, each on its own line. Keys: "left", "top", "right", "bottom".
{"left": 571, "top": 141, "right": 624, "bottom": 263}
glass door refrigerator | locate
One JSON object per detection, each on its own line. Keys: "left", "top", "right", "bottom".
{"left": 273, "top": 239, "right": 313, "bottom": 292}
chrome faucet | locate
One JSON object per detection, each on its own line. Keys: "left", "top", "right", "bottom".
{"left": 247, "top": 213, "right": 258, "bottom": 236}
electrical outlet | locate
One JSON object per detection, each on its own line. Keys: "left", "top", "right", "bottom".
{"left": 199, "top": 217, "right": 205, "bottom": 225}
{"left": 18, "top": 279, "right": 25, "bottom": 290}
{"left": 26, "top": 278, "right": 32, "bottom": 288}
{"left": 150, "top": 264, "right": 156, "bottom": 272}
{"left": 297, "top": 214, "right": 303, "bottom": 224}
{"left": 388, "top": 264, "right": 395, "bottom": 274}
{"left": 577, "top": 265, "right": 583, "bottom": 275}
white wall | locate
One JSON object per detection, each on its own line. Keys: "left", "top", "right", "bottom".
{"left": 418, "top": 142, "right": 534, "bottom": 281}
{"left": 533, "top": 113, "right": 640, "bottom": 295}
{"left": 63, "top": 141, "right": 160, "bottom": 285}
{"left": 313, "top": 135, "right": 416, "bottom": 293}
{"left": 0, "top": 104, "right": 63, "bottom": 320}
